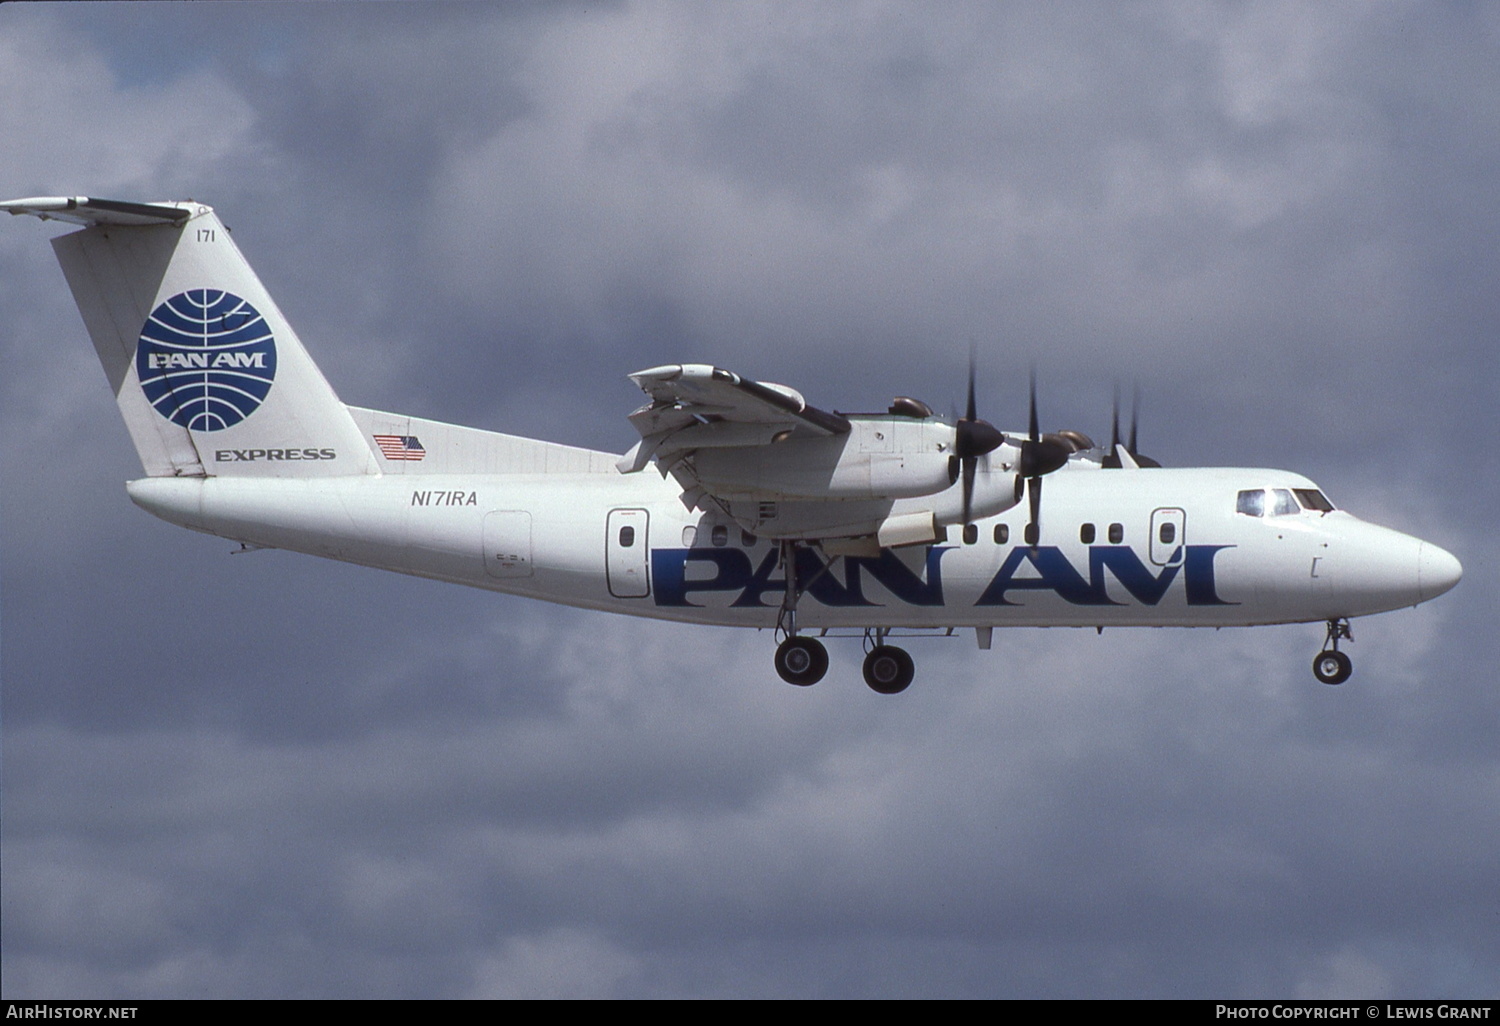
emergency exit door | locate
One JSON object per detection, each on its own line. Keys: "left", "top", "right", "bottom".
{"left": 1149, "top": 507, "right": 1186, "bottom": 568}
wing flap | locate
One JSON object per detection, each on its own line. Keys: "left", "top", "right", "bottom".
{"left": 626, "top": 364, "right": 849, "bottom": 439}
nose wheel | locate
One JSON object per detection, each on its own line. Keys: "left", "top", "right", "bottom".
{"left": 1313, "top": 618, "right": 1354, "bottom": 685}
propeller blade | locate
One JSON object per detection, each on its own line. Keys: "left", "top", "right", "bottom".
{"left": 1102, "top": 384, "right": 1123, "bottom": 468}
{"left": 1028, "top": 367, "right": 1039, "bottom": 444}
{"left": 1128, "top": 385, "right": 1162, "bottom": 467}
{"left": 1015, "top": 372, "right": 1089, "bottom": 544}
{"left": 966, "top": 346, "right": 978, "bottom": 423}
{"left": 954, "top": 348, "right": 1003, "bottom": 460}
{"left": 962, "top": 454, "right": 976, "bottom": 526}
{"left": 953, "top": 346, "right": 1004, "bottom": 524}
{"left": 1027, "top": 474, "right": 1042, "bottom": 551}
{"left": 1113, "top": 385, "right": 1121, "bottom": 454}
{"left": 1017, "top": 370, "right": 1070, "bottom": 476}
{"left": 1129, "top": 385, "right": 1140, "bottom": 457}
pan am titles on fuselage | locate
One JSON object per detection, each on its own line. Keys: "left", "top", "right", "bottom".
{"left": 3, "top": 196, "right": 1463, "bottom": 694}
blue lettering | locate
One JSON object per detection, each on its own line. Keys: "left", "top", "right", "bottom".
{"left": 651, "top": 546, "right": 951, "bottom": 608}
{"left": 1184, "top": 544, "right": 1234, "bottom": 605}
{"left": 650, "top": 544, "right": 1233, "bottom": 609}
{"left": 729, "top": 548, "right": 876, "bottom": 608}
{"left": 1090, "top": 546, "right": 1179, "bottom": 605}
{"left": 845, "top": 547, "right": 951, "bottom": 606}
{"left": 651, "top": 548, "right": 753, "bottom": 607}
{"left": 977, "top": 546, "right": 1118, "bottom": 606}
{"left": 979, "top": 544, "right": 1235, "bottom": 607}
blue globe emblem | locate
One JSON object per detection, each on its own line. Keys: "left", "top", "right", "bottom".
{"left": 136, "top": 290, "right": 278, "bottom": 431}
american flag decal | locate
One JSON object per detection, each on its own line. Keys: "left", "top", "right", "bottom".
{"left": 373, "top": 434, "right": 426, "bottom": 461}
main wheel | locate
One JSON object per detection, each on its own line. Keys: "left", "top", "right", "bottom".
{"left": 1313, "top": 649, "right": 1352, "bottom": 685}
{"left": 775, "top": 636, "right": 829, "bottom": 686}
{"left": 863, "top": 645, "right": 915, "bottom": 695}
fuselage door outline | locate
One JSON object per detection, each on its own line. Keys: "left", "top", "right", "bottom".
{"left": 1150, "top": 507, "right": 1186, "bottom": 568}
{"left": 484, "top": 510, "right": 533, "bottom": 579}
{"left": 607, "top": 508, "right": 651, "bottom": 598}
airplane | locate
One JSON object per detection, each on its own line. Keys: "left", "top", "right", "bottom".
{"left": 3, "top": 196, "right": 1463, "bottom": 694}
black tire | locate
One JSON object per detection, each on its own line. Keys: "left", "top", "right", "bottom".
{"left": 1313, "top": 649, "right": 1352, "bottom": 685}
{"left": 775, "top": 636, "right": 829, "bottom": 686}
{"left": 863, "top": 645, "right": 915, "bottom": 695}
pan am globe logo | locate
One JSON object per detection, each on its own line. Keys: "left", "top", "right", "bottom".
{"left": 136, "top": 289, "right": 278, "bottom": 431}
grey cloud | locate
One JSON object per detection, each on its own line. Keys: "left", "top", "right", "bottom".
{"left": 2, "top": 0, "right": 1494, "bottom": 999}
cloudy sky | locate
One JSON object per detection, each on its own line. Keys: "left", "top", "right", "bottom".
{"left": 2, "top": 0, "right": 1495, "bottom": 999}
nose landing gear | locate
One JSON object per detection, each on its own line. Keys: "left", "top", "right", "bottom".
{"left": 1313, "top": 618, "right": 1354, "bottom": 685}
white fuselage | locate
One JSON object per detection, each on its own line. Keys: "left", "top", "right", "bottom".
{"left": 126, "top": 460, "right": 1459, "bottom": 632}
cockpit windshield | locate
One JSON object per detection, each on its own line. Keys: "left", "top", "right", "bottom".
{"left": 1293, "top": 488, "right": 1334, "bottom": 512}
{"left": 1236, "top": 487, "right": 1335, "bottom": 517}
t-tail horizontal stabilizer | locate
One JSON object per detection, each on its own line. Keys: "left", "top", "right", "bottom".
{"left": 3, "top": 195, "right": 376, "bottom": 479}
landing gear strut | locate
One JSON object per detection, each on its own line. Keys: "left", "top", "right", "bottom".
{"left": 773, "top": 539, "right": 830, "bottom": 687}
{"left": 1313, "top": 618, "right": 1353, "bottom": 685}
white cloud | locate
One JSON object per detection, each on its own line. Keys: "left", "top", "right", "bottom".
{"left": 0, "top": 16, "right": 259, "bottom": 198}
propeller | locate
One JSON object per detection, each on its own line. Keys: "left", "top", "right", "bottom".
{"left": 1103, "top": 384, "right": 1161, "bottom": 469}
{"left": 953, "top": 348, "right": 1005, "bottom": 525}
{"left": 1016, "top": 370, "right": 1072, "bottom": 549}
{"left": 1128, "top": 387, "right": 1162, "bottom": 467}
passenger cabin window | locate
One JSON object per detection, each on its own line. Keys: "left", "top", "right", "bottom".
{"left": 1108, "top": 523, "right": 1124, "bottom": 544}
{"left": 1158, "top": 522, "right": 1176, "bottom": 545}
{"left": 741, "top": 530, "right": 757, "bottom": 546}
{"left": 993, "top": 524, "right": 1009, "bottom": 544}
{"left": 963, "top": 524, "right": 978, "bottom": 545}
{"left": 681, "top": 526, "right": 697, "bottom": 546}
{"left": 619, "top": 525, "right": 635, "bottom": 547}
{"left": 1080, "top": 523, "right": 1096, "bottom": 544}
{"left": 1024, "top": 523, "right": 1039, "bottom": 547}
{"left": 711, "top": 525, "right": 729, "bottom": 547}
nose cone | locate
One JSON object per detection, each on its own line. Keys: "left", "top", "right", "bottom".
{"left": 1322, "top": 519, "right": 1461, "bottom": 616}
{"left": 1419, "top": 542, "right": 1463, "bottom": 602}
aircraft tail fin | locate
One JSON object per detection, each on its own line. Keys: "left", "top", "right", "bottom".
{"left": 3, "top": 196, "right": 375, "bottom": 478}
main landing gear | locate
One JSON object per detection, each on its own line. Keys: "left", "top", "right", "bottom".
{"left": 772, "top": 539, "right": 916, "bottom": 694}
{"left": 773, "top": 539, "right": 833, "bottom": 687}
{"left": 1313, "top": 618, "right": 1354, "bottom": 685}
{"left": 773, "top": 633, "right": 916, "bottom": 694}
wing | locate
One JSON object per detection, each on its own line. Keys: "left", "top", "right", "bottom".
{"left": 618, "top": 364, "right": 1004, "bottom": 547}
{"left": 618, "top": 364, "right": 850, "bottom": 474}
